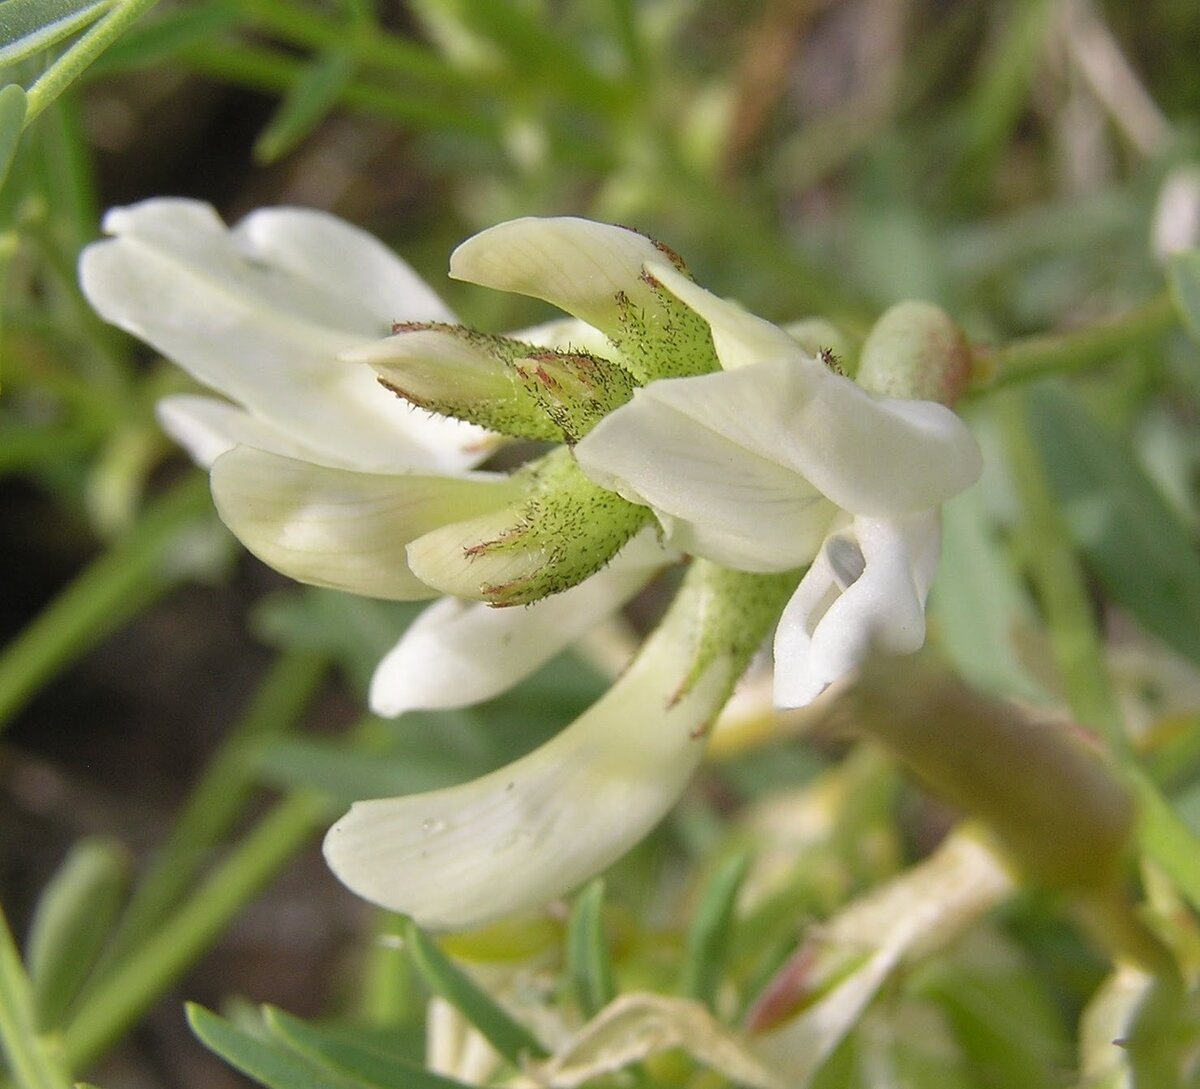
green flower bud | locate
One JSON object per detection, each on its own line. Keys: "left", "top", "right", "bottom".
{"left": 854, "top": 301, "right": 970, "bottom": 406}
{"left": 407, "top": 446, "right": 652, "bottom": 606}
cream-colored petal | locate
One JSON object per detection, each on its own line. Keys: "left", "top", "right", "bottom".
{"left": 324, "top": 566, "right": 742, "bottom": 929}
{"left": 369, "top": 529, "right": 671, "bottom": 716}
{"left": 647, "top": 261, "right": 799, "bottom": 369}
{"left": 449, "top": 217, "right": 669, "bottom": 339}
{"left": 210, "top": 446, "right": 522, "bottom": 600}
{"left": 577, "top": 358, "right": 980, "bottom": 547}
{"left": 82, "top": 198, "right": 483, "bottom": 472}
{"left": 773, "top": 512, "right": 940, "bottom": 708}
{"left": 156, "top": 394, "right": 310, "bottom": 468}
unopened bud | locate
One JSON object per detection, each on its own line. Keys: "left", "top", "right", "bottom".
{"left": 855, "top": 301, "right": 970, "bottom": 406}
{"left": 342, "top": 323, "right": 564, "bottom": 442}
{"left": 513, "top": 349, "right": 637, "bottom": 443}
{"left": 407, "top": 446, "right": 651, "bottom": 606}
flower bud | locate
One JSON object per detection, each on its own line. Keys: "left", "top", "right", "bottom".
{"left": 407, "top": 446, "right": 652, "bottom": 606}
{"left": 513, "top": 348, "right": 637, "bottom": 443}
{"left": 854, "top": 301, "right": 970, "bottom": 407}
{"left": 342, "top": 323, "right": 565, "bottom": 442}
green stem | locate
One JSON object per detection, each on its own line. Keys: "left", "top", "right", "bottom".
{"left": 973, "top": 293, "right": 1178, "bottom": 391}
{"left": 62, "top": 790, "right": 329, "bottom": 1073}
{"left": 0, "top": 909, "right": 69, "bottom": 1089}
{"left": 999, "top": 393, "right": 1127, "bottom": 755}
{"left": 24, "top": 0, "right": 161, "bottom": 123}
{"left": 0, "top": 473, "right": 213, "bottom": 733}
{"left": 90, "top": 648, "right": 328, "bottom": 974}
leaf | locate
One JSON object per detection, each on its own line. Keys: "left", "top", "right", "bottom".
{"left": 524, "top": 992, "right": 786, "bottom": 1089}
{"left": 187, "top": 1004, "right": 373, "bottom": 1089}
{"left": 254, "top": 50, "right": 356, "bottom": 163}
{"left": 0, "top": 0, "right": 107, "bottom": 66}
{"left": 89, "top": 0, "right": 240, "bottom": 72}
{"left": 1026, "top": 384, "right": 1200, "bottom": 665}
{"left": 931, "top": 483, "right": 1050, "bottom": 703}
{"left": 565, "top": 880, "right": 614, "bottom": 1020}
{"left": 0, "top": 83, "right": 26, "bottom": 192}
{"left": 401, "top": 918, "right": 547, "bottom": 1065}
{"left": 25, "top": 837, "right": 128, "bottom": 1029}
{"left": 679, "top": 849, "right": 750, "bottom": 1010}
{"left": 262, "top": 1007, "right": 473, "bottom": 1089}
{"left": 1168, "top": 250, "right": 1200, "bottom": 343}
{"left": 1131, "top": 767, "right": 1200, "bottom": 915}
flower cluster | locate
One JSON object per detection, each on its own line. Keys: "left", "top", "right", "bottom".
{"left": 81, "top": 201, "right": 980, "bottom": 928}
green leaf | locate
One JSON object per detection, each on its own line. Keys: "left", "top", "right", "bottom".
{"left": 931, "top": 482, "right": 1049, "bottom": 703}
{"left": 566, "top": 879, "right": 614, "bottom": 1020}
{"left": 254, "top": 50, "right": 355, "bottom": 163}
{"left": 1026, "top": 384, "right": 1200, "bottom": 665}
{"left": 25, "top": 837, "right": 128, "bottom": 1029}
{"left": 1168, "top": 249, "right": 1200, "bottom": 343}
{"left": 187, "top": 1004, "right": 371, "bottom": 1089}
{"left": 89, "top": 0, "right": 239, "bottom": 72}
{"left": 0, "top": 0, "right": 108, "bottom": 66}
{"left": 0, "top": 83, "right": 26, "bottom": 192}
{"left": 1131, "top": 767, "right": 1200, "bottom": 915}
{"left": 262, "top": 1007, "right": 472, "bottom": 1089}
{"left": 401, "top": 918, "right": 547, "bottom": 1064}
{"left": 680, "top": 849, "right": 751, "bottom": 1010}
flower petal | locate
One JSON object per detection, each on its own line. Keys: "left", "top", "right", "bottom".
{"left": 369, "top": 529, "right": 672, "bottom": 716}
{"left": 773, "top": 512, "right": 941, "bottom": 708}
{"left": 647, "top": 261, "right": 799, "bottom": 369}
{"left": 576, "top": 357, "right": 981, "bottom": 566}
{"left": 157, "top": 394, "right": 311, "bottom": 468}
{"left": 210, "top": 446, "right": 523, "bottom": 600}
{"left": 324, "top": 562, "right": 759, "bottom": 930}
{"left": 80, "top": 198, "right": 484, "bottom": 472}
{"left": 449, "top": 217, "right": 670, "bottom": 340}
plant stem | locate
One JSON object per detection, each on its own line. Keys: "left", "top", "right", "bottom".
{"left": 25, "top": 0, "right": 161, "bottom": 123}
{"left": 972, "top": 292, "right": 1178, "bottom": 391}
{"left": 62, "top": 790, "right": 329, "bottom": 1073}
{"left": 0, "top": 909, "right": 69, "bottom": 1089}
{"left": 0, "top": 473, "right": 213, "bottom": 733}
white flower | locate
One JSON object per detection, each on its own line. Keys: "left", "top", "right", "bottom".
{"left": 574, "top": 261, "right": 982, "bottom": 707}
{"left": 79, "top": 199, "right": 669, "bottom": 715}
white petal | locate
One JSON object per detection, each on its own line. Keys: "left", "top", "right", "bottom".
{"left": 449, "top": 217, "right": 669, "bottom": 339}
{"left": 370, "top": 529, "right": 671, "bottom": 716}
{"left": 157, "top": 394, "right": 311, "bottom": 468}
{"left": 773, "top": 512, "right": 941, "bottom": 708}
{"left": 576, "top": 357, "right": 981, "bottom": 564}
{"left": 210, "top": 446, "right": 522, "bottom": 600}
{"left": 81, "top": 198, "right": 483, "bottom": 472}
{"left": 324, "top": 570, "right": 738, "bottom": 929}
{"left": 647, "top": 261, "right": 799, "bottom": 369}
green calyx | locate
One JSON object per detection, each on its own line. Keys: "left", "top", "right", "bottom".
{"left": 513, "top": 348, "right": 638, "bottom": 443}
{"left": 407, "top": 446, "right": 652, "bottom": 607}
{"left": 611, "top": 269, "right": 722, "bottom": 383}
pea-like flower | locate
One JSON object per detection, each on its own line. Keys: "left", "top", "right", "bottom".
{"left": 78, "top": 200, "right": 674, "bottom": 716}
{"left": 81, "top": 204, "right": 980, "bottom": 929}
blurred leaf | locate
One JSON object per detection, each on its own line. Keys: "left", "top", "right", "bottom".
{"left": 1168, "top": 249, "right": 1200, "bottom": 342}
{"left": 1027, "top": 384, "right": 1200, "bottom": 666}
{"left": 932, "top": 482, "right": 1050, "bottom": 703}
{"left": 0, "top": 83, "right": 25, "bottom": 191}
{"left": 253, "top": 588, "right": 421, "bottom": 696}
{"left": 25, "top": 837, "right": 128, "bottom": 1030}
{"left": 262, "top": 1006, "right": 472, "bottom": 1089}
{"left": 402, "top": 918, "right": 547, "bottom": 1064}
{"left": 89, "top": 0, "right": 239, "bottom": 71}
{"left": 680, "top": 849, "right": 750, "bottom": 1011}
{"left": 566, "top": 880, "right": 614, "bottom": 1020}
{"left": 254, "top": 49, "right": 356, "bottom": 164}
{"left": 1131, "top": 767, "right": 1200, "bottom": 915}
{"left": 0, "top": 0, "right": 107, "bottom": 66}
{"left": 188, "top": 1004, "right": 374, "bottom": 1089}
{"left": 908, "top": 931, "right": 1069, "bottom": 1089}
